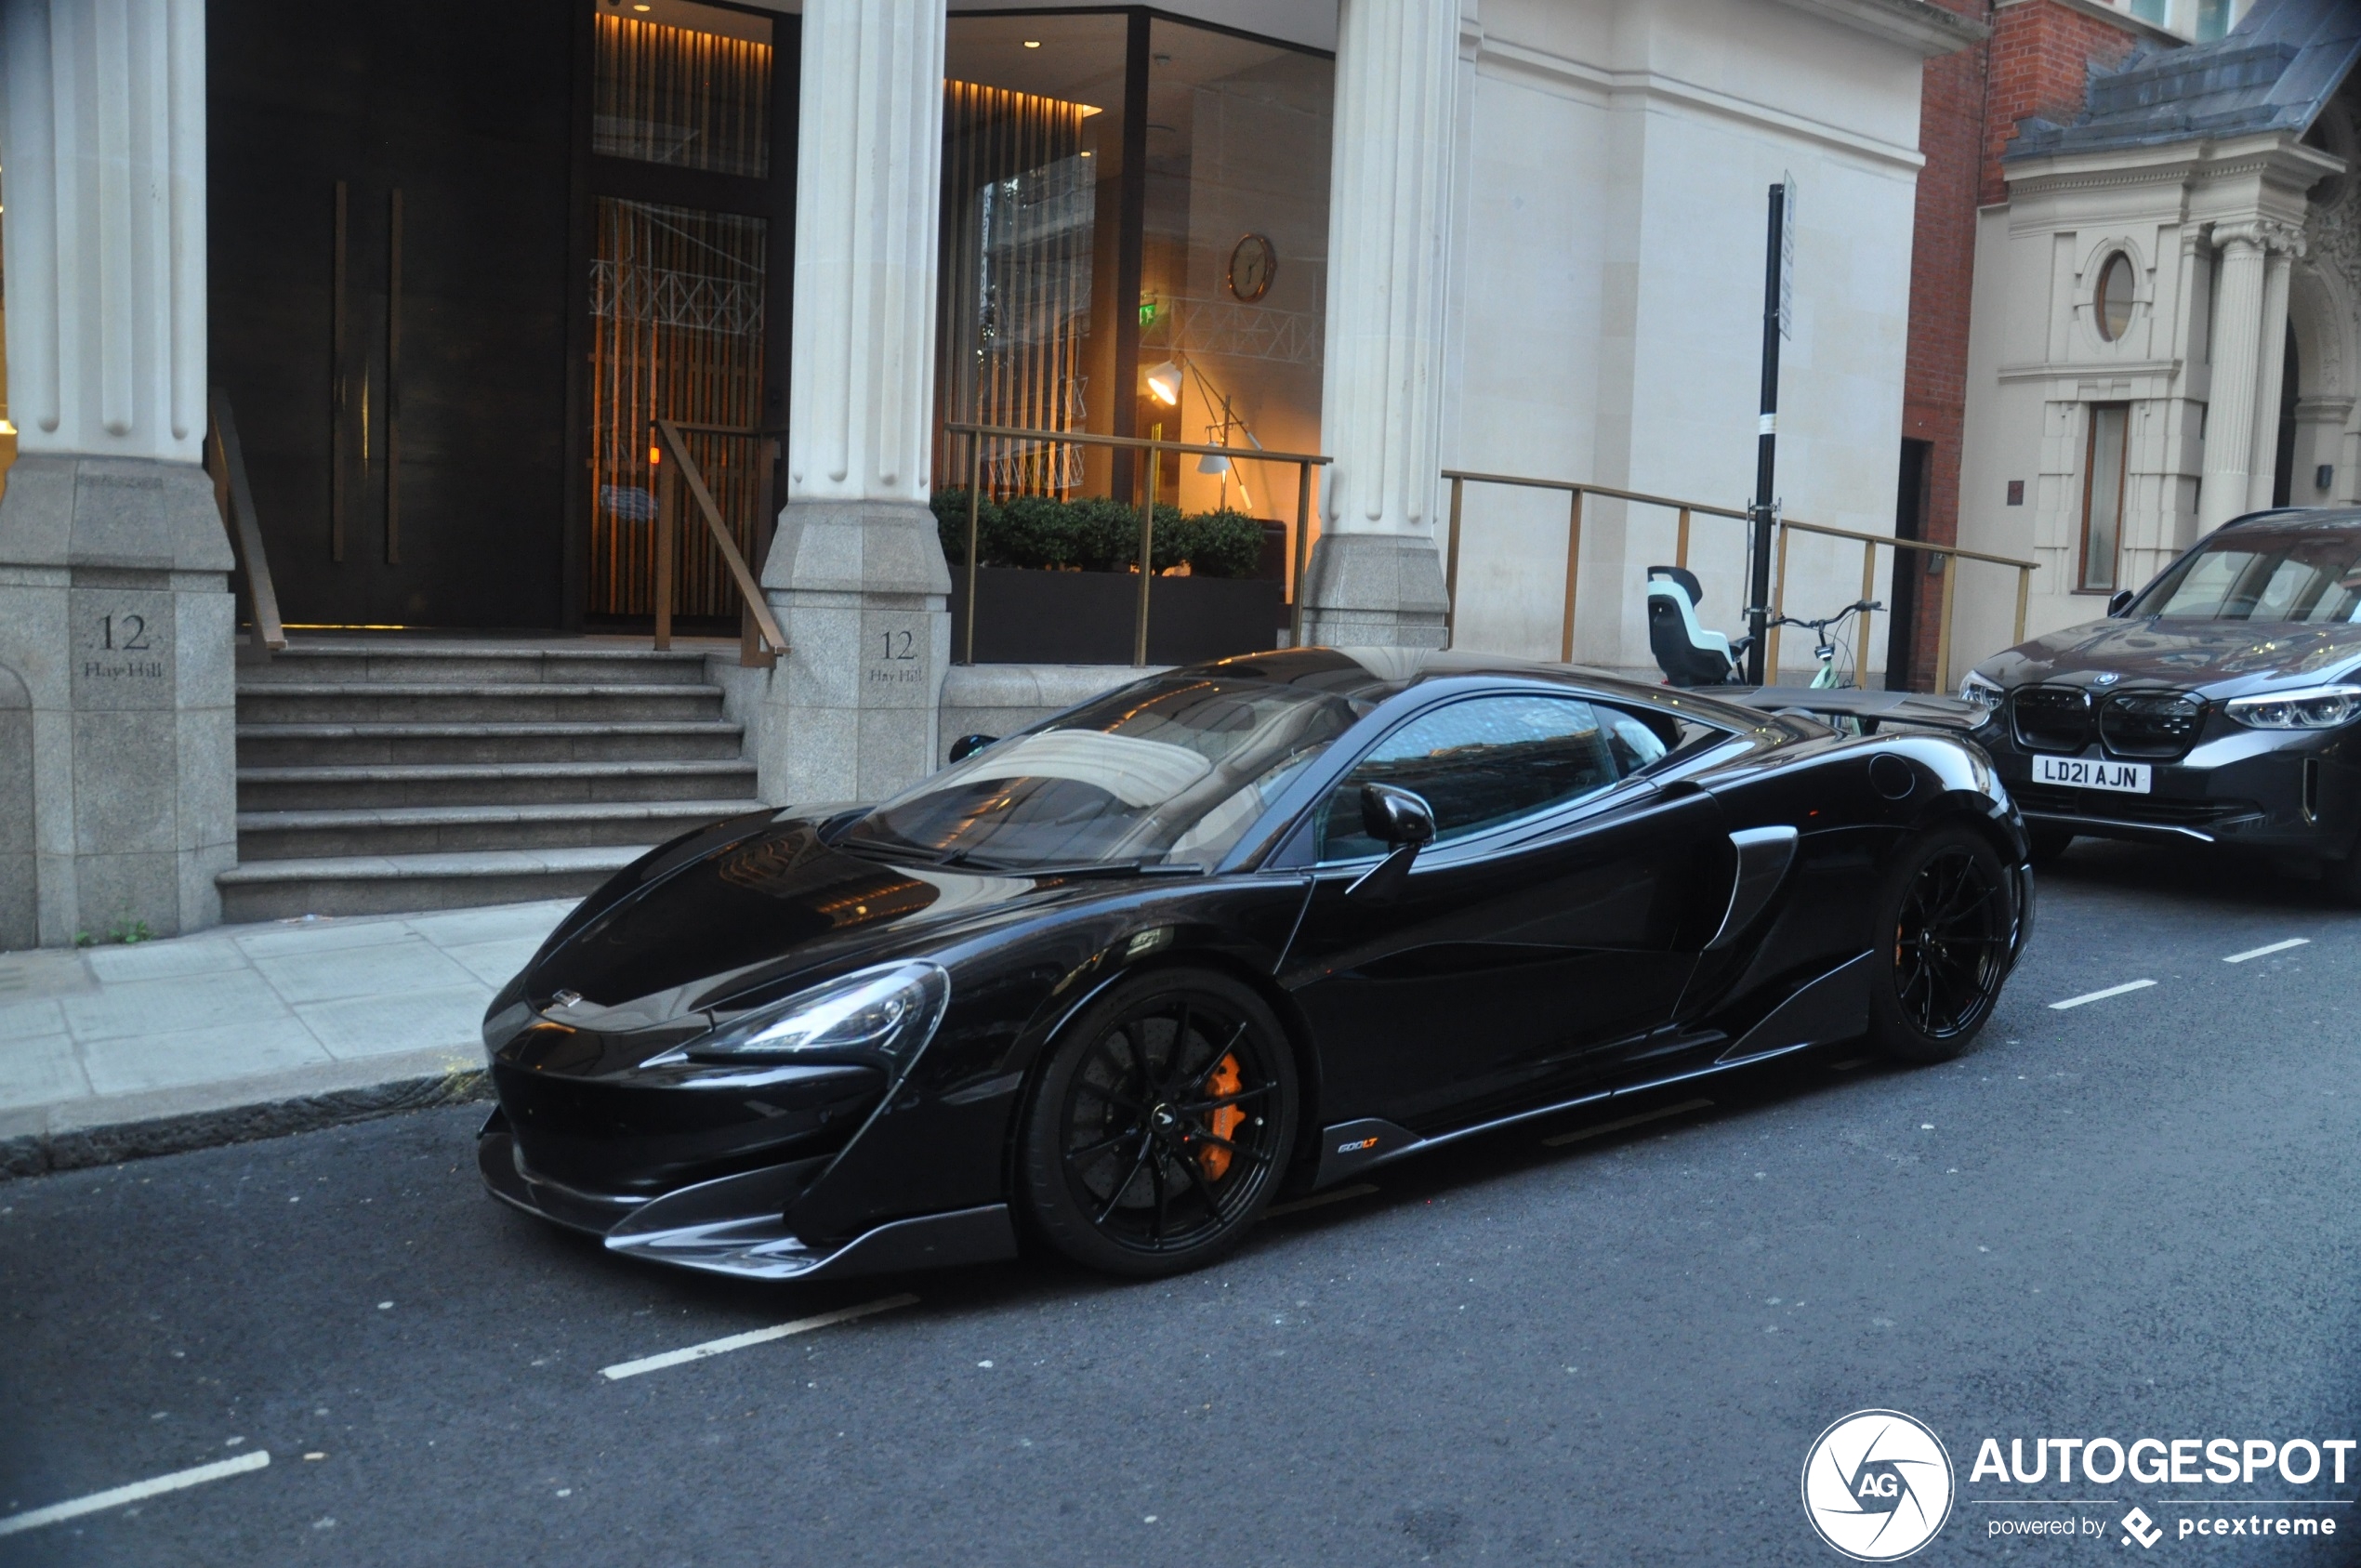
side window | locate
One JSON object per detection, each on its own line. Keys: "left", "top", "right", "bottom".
{"left": 1317, "top": 694, "right": 1621, "bottom": 860}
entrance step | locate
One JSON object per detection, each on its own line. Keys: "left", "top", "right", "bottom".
{"left": 237, "top": 758, "right": 758, "bottom": 810}
{"left": 225, "top": 639, "right": 763, "bottom": 919}
{"left": 217, "top": 847, "right": 651, "bottom": 923}
{"left": 235, "top": 799, "right": 764, "bottom": 860}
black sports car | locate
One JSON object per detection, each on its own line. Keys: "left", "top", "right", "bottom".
{"left": 478, "top": 649, "right": 2031, "bottom": 1282}
{"left": 1959, "top": 507, "right": 2361, "bottom": 893}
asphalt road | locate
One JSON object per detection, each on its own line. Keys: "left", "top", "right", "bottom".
{"left": 6, "top": 839, "right": 2361, "bottom": 1567}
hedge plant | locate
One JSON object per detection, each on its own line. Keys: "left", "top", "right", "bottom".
{"left": 933, "top": 490, "right": 1270, "bottom": 580}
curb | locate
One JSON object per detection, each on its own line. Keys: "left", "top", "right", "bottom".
{"left": 0, "top": 1048, "right": 494, "bottom": 1179}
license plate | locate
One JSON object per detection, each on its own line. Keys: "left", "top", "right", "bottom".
{"left": 2034, "top": 755, "right": 2151, "bottom": 794}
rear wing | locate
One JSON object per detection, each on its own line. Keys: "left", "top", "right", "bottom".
{"left": 1726, "top": 686, "right": 1985, "bottom": 736}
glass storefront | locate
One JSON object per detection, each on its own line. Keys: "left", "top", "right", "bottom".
{"left": 935, "top": 10, "right": 1332, "bottom": 555}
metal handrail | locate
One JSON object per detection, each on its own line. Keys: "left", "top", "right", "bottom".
{"left": 651, "top": 417, "right": 785, "bottom": 668}
{"left": 943, "top": 421, "right": 1330, "bottom": 666}
{"left": 203, "top": 390, "right": 286, "bottom": 653}
{"left": 1440, "top": 468, "right": 2038, "bottom": 692}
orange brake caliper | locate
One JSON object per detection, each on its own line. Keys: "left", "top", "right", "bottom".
{"left": 1198, "top": 1053, "right": 1245, "bottom": 1179}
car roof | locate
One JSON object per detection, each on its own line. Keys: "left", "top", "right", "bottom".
{"left": 2220, "top": 506, "right": 2361, "bottom": 532}
{"left": 1176, "top": 646, "right": 1761, "bottom": 726}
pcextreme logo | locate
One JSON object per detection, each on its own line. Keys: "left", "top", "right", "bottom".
{"left": 1802, "top": 1410, "right": 1957, "bottom": 1561}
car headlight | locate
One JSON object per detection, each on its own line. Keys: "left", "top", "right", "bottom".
{"left": 1959, "top": 671, "right": 2005, "bottom": 718}
{"left": 679, "top": 961, "right": 950, "bottom": 1061}
{"left": 2224, "top": 685, "right": 2361, "bottom": 731}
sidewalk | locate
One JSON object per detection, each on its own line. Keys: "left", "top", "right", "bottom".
{"left": 0, "top": 899, "right": 574, "bottom": 1177}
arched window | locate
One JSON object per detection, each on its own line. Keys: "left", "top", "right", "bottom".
{"left": 2096, "top": 252, "right": 2136, "bottom": 342}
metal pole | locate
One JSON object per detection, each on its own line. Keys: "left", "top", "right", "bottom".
{"left": 1559, "top": 488, "right": 1584, "bottom": 665}
{"left": 1292, "top": 461, "right": 1312, "bottom": 648}
{"left": 1766, "top": 520, "right": 1791, "bottom": 681}
{"left": 1937, "top": 550, "right": 1960, "bottom": 696}
{"left": 1444, "top": 476, "right": 1464, "bottom": 649}
{"left": 964, "top": 435, "right": 983, "bottom": 665}
{"left": 1675, "top": 507, "right": 1691, "bottom": 573}
{"left": 653, "top": 439, "right": 676, "bottom": 652}
{"left": 1746, "top": 181, "right": 1787, "bottom": 684}
{"left": 2013, "top": 562, "right": 2031, "bottom": 648}
{"left": 1856, "top": 540, "right": 1877, "bottom": 690}
{"left": 1134, "top": 425, "right": 1160, "bottom": 666}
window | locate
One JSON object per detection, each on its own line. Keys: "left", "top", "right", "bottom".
{"left": 2095, "top": 252, "right": 2135, "bottom": 342}
{"left": 2132, "top": 523, "right": 2361, "bottom": 623}
{"left": 2080, "top": 403, "right": 2130, "bottom": 592}
{"left": 1315, "top": 694, "right": 1629, "bottom": 861}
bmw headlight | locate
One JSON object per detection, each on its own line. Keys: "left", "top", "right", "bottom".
{"left": 1959, "top": 671, "right": 2005, "bottom": 720}
{"left": 2224, "top": 685, "right": 2361, "bottom": 731}
{"left": 679, "top": 961, "right": 950, "bottom": 1061}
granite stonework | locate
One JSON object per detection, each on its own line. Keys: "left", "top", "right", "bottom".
{"left": 0, "top": 456, "right": 236, "bottom": 946}
{"left": 756, "top": 499, "right": 952, "bottom": 805}
{"left": 1299, "top": 533, "right": 1452, "bottom": 650}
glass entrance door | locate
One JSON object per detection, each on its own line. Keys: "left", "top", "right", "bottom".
{"left": 580, "top": 0, "right": 794, "bottom": 626}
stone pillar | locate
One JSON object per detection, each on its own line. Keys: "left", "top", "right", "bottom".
{"left": 758, "top": 0, "right": 951, "bottom": 806}
{"left": 0, "top": 0, "right": 233, "bottom": 946}
{"left": 2200, "top": 223, "right": 2269, "bottom": 530}
{"left": 2245, "top": 230, "right": 2300, "bottom": 514}
{"left": 1300, "top": 0, "right": 1457, "bottom": 650}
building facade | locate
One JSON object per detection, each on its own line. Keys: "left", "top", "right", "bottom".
{"left": 1943, "top": 0, "right": 2361, "bottom": 667}
{"left": 0, "top": 0, "right": 1981, "bottom": 943}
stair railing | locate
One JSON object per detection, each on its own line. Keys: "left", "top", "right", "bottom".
{"left": 1441, "top": 468, "right": 2038, "bottom": 693}
{"left": 651, "top": 417, "right": 785, "bottom": 669}
{"left": 203, "top": 389, "right": 287, "bottom": 653}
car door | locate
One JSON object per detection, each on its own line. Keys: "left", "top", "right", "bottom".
{"left": 1275, "top": 691, "right": 1726, "bottom": 1130}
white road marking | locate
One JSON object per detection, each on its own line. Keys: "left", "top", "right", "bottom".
{"left": 2049, "top": 980, "right": 2156, "bottom": 1010}
{"left": 2225, "top": 938, "right": 2310, "bottom": 965}
{"left": 599, "top": 1294, "right": 917, "bottom": 1381}
{"left": 1265, "top": 1182, "right": 1378, "bottom": 1219}
{"left": 1541, "top": 1098, "right": 1714, "bottom": 1149}
{"left": 0, "top": 1450, "right": 270, "bottom": 1537}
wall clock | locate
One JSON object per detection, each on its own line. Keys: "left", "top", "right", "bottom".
{"left": 1227, "top": 233, "right": 1276, "bottom": 303}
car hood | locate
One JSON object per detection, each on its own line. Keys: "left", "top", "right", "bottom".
{"left": 1981, "top": 617, "right": 2361, "bottom": 696}
{"left": 513, "top": 812, "right": 1117, "bottom": 1025}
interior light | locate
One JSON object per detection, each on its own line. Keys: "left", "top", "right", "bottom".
{"left": 649, "top": 444, "right": 662, "bottom": 465}
{"left": 631, "top": 3, "right": 650, "bottom": 10}
{"left": 0, "top": 419, "right": 17, "bottom": 436}
{"left": 1196, "top": 453, "right": 1229, "bottom": 475}
{"left": 1023, "top": 39, "right": 1041, "bottom": 48}
{"left": 1144, "top": 361, "right": 1181, "bottom": 406}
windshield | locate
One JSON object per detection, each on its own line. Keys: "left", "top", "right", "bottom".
{"left": 2131, "top": 525, "right": 2361, "bottom": 623}
{"left": 843, "top": 674, "right": 1365, "bottom": 871}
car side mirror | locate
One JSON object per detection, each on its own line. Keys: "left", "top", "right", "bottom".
{"left": 948, "top": 733, "right": 997, "bottom": 763}
{"left": 1349, "top": 784, "right": 1435, "bottom": 903}
{"left": 2106, "top": 590, "right": 2134, "bottom": 617}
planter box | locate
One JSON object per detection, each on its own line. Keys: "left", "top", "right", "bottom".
{"left": 950, "top": 567, "right": 1286, "bottom": 665}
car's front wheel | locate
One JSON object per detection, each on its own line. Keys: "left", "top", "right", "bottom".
{"left": 1868, "top": 825, "right": 2013, "bottom": 1064}
{"left": 1018, "top": 969, "right": 1298, "bottom": 1278}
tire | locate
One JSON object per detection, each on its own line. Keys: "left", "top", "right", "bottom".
{"left": 1867, "top": 825, "right": 2013, "bottom": 1066}
{"left": 2027, "top": 825, "right": 2075, "bottom": 867}
{"left": 1018, "top": 968, "right": 1299, "bottom": 1279}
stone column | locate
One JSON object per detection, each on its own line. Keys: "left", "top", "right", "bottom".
{"left": 2200, "top": 223, "right": 2269, "bottom": 530}
{"left": 1300, "top": 0, "right": 1457, "bottom": 649}
{"left": 0, "top": 0, "right": 233, "bottom": 946}
{"left": 2245, "top": 229, "right": 2301, "bottom": 514}
{"left": 758, "top": 0, "right": 951, "bottom": 806}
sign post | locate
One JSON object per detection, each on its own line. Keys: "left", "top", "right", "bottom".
{"left": 1747, "top": 177, "right": 1795, "bottom": 685}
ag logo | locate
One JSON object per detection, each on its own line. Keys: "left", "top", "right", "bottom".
{"left": 1801, "top": 1409, "right": 1955, "bottom": 1561}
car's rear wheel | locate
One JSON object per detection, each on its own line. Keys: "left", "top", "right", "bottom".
{"left": 1019, "top": 969, "right": 1297, "bottom": 1278}
{"left": 1868, "top": 825, "right": 2012, "bottom": 1065}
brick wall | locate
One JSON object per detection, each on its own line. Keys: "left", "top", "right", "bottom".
{"left": 1896, "top": 0, "right": 2140, "bottom": 687}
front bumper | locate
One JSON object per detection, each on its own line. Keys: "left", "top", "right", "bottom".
{"left": 479, "top": 1110, "right": 1017, "bottom": 1281}
{"left": 1982, "top": 724, "right": 2361, "bottom": 855}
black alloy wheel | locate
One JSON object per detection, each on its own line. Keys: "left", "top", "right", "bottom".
{"left": 1019, "top": 969, "right": 1298, "bottom": 1278}
{"left": 1868, "top": 825, "right": 2012, "bottom": 1064}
